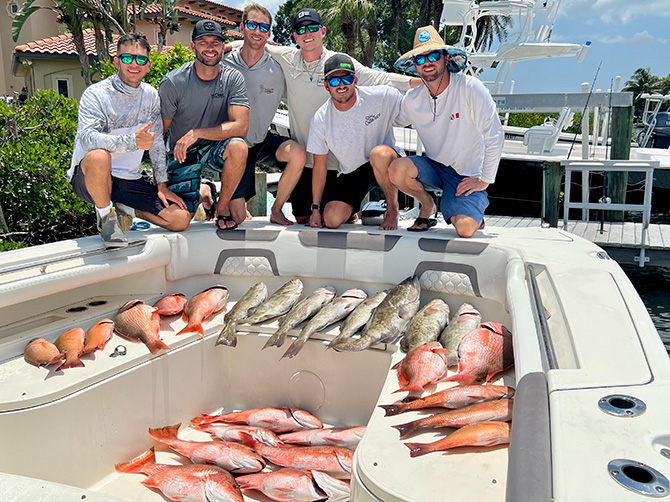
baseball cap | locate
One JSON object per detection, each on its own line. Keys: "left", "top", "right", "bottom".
{"left": 192, "top": 20, "right": 225, "bottom": 42}
{"left": 324, "top": 53, "right": 355, "bottom": 78}
{"left": 292, "top": 8, "right": 322, "bottom": 30}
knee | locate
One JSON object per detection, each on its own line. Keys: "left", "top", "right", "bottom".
{"left": 165, "top": 210, "right": 192, "bottom": 232}
{"left": 224, "top": 141, "right": 248, "bottom": 164}
{"left": 290, "top": 143, "right": 307, "bottom": 167}
{"left": 322, "top": 210, "right": 342, "bottom": 229}
{"left": 370, "top": 145, "right": 397, "bottom": 167}
{"left": 388, "top": 160, "right": 402, "bottom": 185}
{"left": 82, "top": 149, "right": 111, "bottom": 173}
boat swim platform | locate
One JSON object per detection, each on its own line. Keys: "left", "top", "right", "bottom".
{"left": 486, "top": 215, "right": 670, "bottom": 267}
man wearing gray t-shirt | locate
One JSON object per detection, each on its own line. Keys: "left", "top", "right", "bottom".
{"left": 159, "top": 20, "right": 250, "bottom": 230}
{"left": 307, "top": 54, "right": 405, "bottom": 230}
{"left": 224, "top": 3, "right": 305, "bottom": 226}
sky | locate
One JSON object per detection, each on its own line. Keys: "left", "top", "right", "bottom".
{"left": 223, "top": 0, "right": 669, "bottom": 94}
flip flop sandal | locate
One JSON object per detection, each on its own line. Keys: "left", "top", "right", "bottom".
{"left": 216, "top": 214, "right": 238, "bottom": 231}
{"left": 202, "top": 181, "right": 218, "bottom": 220}
{"left": 407, "top": 217, "right": 437, "bottom": 232}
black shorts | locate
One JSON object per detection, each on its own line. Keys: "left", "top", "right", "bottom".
{"left": 70, "top": 163, "right": 165, "bottom": 215}
{"left": 239, "top": 132, "right": 292, "bottom": 203}
{"left": 289, "top": 168, "right": 339, "bottom": 218}
{"left": 330, "top": 162, "right": 377, "bottom": 213}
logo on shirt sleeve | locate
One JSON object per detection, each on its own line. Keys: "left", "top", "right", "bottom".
{"left": 450, "top": 112, "right": 460, "bottom": 120}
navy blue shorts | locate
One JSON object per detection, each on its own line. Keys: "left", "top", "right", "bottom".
{"left": 166, "top": 137, "right": 249, "bottom": 213}
{"left": 409, "top": 155, "right": 489, "bottom": 222}
{"left": 70, "top": 163, "right": 164, "bottom": 215}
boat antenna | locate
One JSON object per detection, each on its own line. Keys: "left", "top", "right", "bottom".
{"left": 568, "top": 60, "right": 602, "bottom": 158}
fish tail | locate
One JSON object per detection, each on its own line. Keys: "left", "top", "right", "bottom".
{"left": 115, "top": 447, "right": 156, "bottom": 473}
{"left": 281, "top": 337, "right": 306, "bottom": 360}
{"left": 392, "top": 421, "right": 419, "bottom": 438}
{"left": 145, "top": 337, "right": 170, "bottom": 355}
{"left": 393, "top": 382, "right": 424, "bottom": 394}
{"left": 176, "top": 321, "right": 204, "bottom": 337}
{"left": 215, "top": 321, "right": 237, "bottom": 347}
{"left": 190, "top": 414, "right": 215, "bottom": 425}
{"left": 263, "top": 328, "right": 287, "bottom": 350}
{"left": 48, "top": 353, "right": 67, "bottom": 366}
{"left": 378, "top": 404, "right": 404, "bottom": 416}
{"left": 404, "top": 442, "right": 432, "bottom": 457}
{"left": 148, "top": 423, "right": 181, "bottom": 443}
{"left": 57, "top": 357, "right": 85, "bottom": 371}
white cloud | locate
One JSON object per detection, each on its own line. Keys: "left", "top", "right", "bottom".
{"left": 630, "top": 30, "right": 655, "bottom": 45}
{"left": 560, "top": 0, "right": 670, "bottom": 24}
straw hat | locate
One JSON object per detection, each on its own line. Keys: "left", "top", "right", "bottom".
{"left": 394, "top": 26, "right": 467, "bottom": 76}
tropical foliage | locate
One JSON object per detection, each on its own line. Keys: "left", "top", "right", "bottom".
{"left": 622, "top": 68, "right": 670, "bottom": 120}
{"left": 139, "top": 0, "right": 180, "bottom": 53}
{"left": 0, "top": 91, "right": 95, "bottom": 250}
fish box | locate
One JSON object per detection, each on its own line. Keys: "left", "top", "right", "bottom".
{"left": 1, "top": 220, "right": 669, "bottom": 501}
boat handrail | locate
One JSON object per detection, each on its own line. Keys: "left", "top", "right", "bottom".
{"left": 0, "top": 240, "right": 146, "bottom": 277}
{"left": 526, "top": 264, "right": 558, "bottom": 369}
{"left": 561, "top": 160, "right": 659, "bottom": 267}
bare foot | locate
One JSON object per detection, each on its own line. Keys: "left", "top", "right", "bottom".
{"left": 216, "top": 214, "right": 237, "bottom": 230}
{"left": 270, "top": 211, "right": 294, "bottom": 226}
{"left": 379, "top": 211, "right": 399, "bottom": 230}
{"left": 346, "top": 213, "right": 359, "bottom": 224}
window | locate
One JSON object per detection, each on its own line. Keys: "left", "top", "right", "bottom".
{"left": 52, "top": 75, "right": 72, "bottom": 98}
{"left": 7, "top": 0, "right": 19, "bottom": 17}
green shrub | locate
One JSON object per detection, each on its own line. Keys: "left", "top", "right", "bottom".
{"left": 0, "top": 90, "right": 95, "bottom": 249}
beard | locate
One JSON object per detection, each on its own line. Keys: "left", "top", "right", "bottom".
{"left": 419, "top": 62, "right": 446, "bottom": 82}
{"left": 195, "top": 47, "right": 222, "bottom": 66}
{"left": 330, "top": 87, "right": 355, "bottom": 105}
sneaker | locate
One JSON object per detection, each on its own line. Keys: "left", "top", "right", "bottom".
{"left": 97, "top": 207, "right": 128, "bottom": 248}
{"left": 479, "top": 219, "right": 486, "bottom": 230}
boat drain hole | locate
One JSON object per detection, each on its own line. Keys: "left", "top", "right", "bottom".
{"left": 66, "top": 306, "right": 88, "bottom": 313}
{"left": 87, "top": 300, "right": 108, "bottom": 307}
{"left": 609, "top": 397, "right": 636, "bottom": 410}
{"left": 623, "top": 465, "right": 656, "bottom": 484}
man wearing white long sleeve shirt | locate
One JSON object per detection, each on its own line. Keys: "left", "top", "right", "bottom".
{"left": 390, "top": 26, "right": 504, "bottom": 237}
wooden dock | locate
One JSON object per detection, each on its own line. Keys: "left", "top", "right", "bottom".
{"left": 487, "top": 216, "right": 670, "bottom": 267}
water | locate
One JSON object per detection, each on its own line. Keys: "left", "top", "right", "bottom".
{"left": 620, "top": 264, "right": 670, "bottom": 354}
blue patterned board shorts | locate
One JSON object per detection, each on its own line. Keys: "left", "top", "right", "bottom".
{"left": 409, "top": 155, "right": 489, "bottom": 223}
{"left": 166, "top": 137, "right": 249, "bottom": 213}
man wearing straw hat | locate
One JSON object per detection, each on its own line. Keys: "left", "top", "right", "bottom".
{"left": 390, "top": 26, "right": 504, "bottom": 237}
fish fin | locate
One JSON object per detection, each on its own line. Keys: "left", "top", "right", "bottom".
{"left": 378, "top": 404, "right": 403, "bottom": 417}
{"left": 215, "top": 321, "right": 237, "bottom": 347}
{"left": 392, "top": 421, "right": 418, "bottom": 439}
{"left": 281, "top": 336, "right": 306, "bottom": 360}
{"left": 146, "top": 337, "right": 170, "bottom": 355}
{"left": 46, "top": 353, "right": 67, "bottom": 366}
{"left": 393, "top": 381, "right": 425, "bottom": 394}
{"left": 404, "top": 442, "right": 430, "bottom": 457}
{"left": 237, "top": 431, "right": 259, "bottom": 448}
{"left": 148, "top": 423, "right": 181, "bottom": 443}
{"left": 115, "top": 447, "right": 156, "bottom": 473}
{"left": 57, "top": 358, "right": 85, "bottom": 371}
{"left": 191, "top": 414, "right": 216, "bottom": 425}
{"left": 113, "top": 331, "right": 143, "bottom": 343}
{"left": 176, "top": 322, "right": 203, "bottom": 337}
{"left": 395, "top": 361, "right": 409, "bottom": 388}
{"left": 445, "top": 370, "right": 478, "bottom": 386}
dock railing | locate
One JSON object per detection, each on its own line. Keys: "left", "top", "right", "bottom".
{"left": 561, "top": 160, "right": 659, "bottom": 267}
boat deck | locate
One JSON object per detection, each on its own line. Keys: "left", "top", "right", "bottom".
{"left": 487, "top": 215, "right": 670, "bottom": 266}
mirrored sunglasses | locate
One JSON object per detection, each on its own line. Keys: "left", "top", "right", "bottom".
{"left": 327, "top": 74, "right": 355, "bottom": 87}
{"left": 244, "top": 20, "right": 270, "bottom": 33}
{"left": 118, "top": 53, "right": 149, "bottom": 66}
{"left": 295, "top": 23, "right": 321, "bottom": 35}
{"left": 414, "top": 51, "right": 443, "bottom": 66}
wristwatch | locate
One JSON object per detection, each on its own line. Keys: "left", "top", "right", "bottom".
{"left": 311, "top": 204, "right": 321, "bottom": 211}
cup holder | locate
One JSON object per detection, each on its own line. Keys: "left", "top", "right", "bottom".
{"left": 598, "top": 394, "right": 646, "bottom": 417}
{"left": 608, "top": 459, "right": 670, "bottom": 497}
{"left": 66, "top": 306, "right": 88, "bottom": 313}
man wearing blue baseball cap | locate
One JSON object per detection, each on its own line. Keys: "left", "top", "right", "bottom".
{"left": 390, "top": 26, "right": 504, "bottom": 237}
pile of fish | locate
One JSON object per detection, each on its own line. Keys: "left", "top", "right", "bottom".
{"left": 116, "top": 406, "right": 362, "bottom": 502}
{"left": 379, "top": 315, "right": 515, "bottom": 457}
{"left": 22, "top": 286, "right": 229, "bottom": 370}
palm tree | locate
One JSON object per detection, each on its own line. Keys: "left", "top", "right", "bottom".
{"left": 12, "top": 0, "right": 93, "bottom": 86}
{"left": 623, "top": 68, "right": 662, "bottom": 120}
{"left": 140, "top": 0, "right": 180, "bottom": 53}
{"left": 320, "top": 0, "right": 379, "bottom": 66}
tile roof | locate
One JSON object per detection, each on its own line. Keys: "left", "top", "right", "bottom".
{"left": 133, "top": 4, "right": 237, "bottom": 26}
{"left": 14, "top": 28, "right": 241, "bottom": 57}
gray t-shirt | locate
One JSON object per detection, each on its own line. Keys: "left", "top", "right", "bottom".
{"left": 159, "top": 61, "right": 249, "bottom": 152}
{"left": 224, "top": 48, "right": 286, "bottom": 147}
{"left": 307, "top": 85, "right": 404, "bottom": 174}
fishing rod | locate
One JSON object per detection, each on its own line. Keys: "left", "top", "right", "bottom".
{"left": 599, "top": 77, "right": 615, "bottom": 234}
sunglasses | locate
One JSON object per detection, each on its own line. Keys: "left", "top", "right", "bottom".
{"left": 118, "top": 53, "right": 149, "bottom": 66}
{"left": 327, "top": 74, "right": 354, "bottom": 87}
{"left": 295, "top": 24, "right": 321, "bottom": 35}
{"left": 414, "top": 51, "right": 443, "bottom": 66}
{"left": 244, "top": 20, "right": 270, "bottom": 33}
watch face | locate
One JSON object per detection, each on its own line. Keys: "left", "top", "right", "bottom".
{"left": 311, "top": 204, "right": 320, "bottom": 210}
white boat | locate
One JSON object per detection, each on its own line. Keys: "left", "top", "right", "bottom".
{"left": 1, "top": 219, "right": 669, "bottom": 501}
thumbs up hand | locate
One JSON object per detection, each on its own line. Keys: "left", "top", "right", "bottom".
{"left": 135, "top": 122, "right": 155, "bottom": 150}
